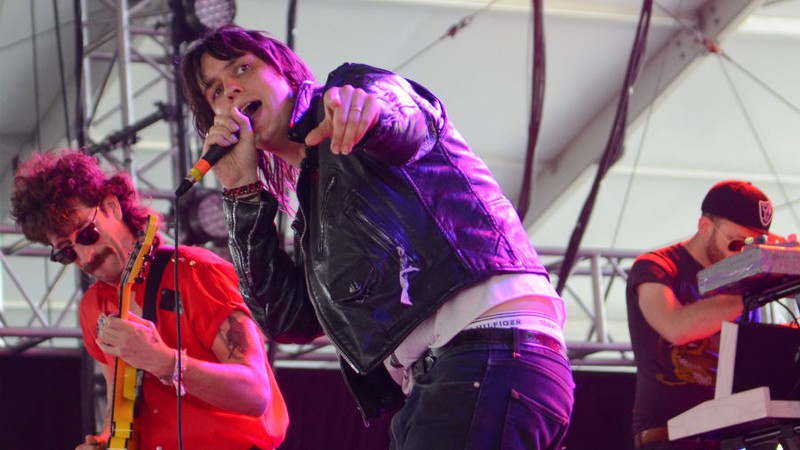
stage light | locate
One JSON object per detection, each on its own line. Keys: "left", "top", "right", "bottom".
{"left": 174, "top": 0, "right": 236, "bottom": 43}
{"left": 179, "top": 188, "right": 228, "bottom": 246}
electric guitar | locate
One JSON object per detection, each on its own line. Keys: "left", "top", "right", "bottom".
{"left": 107, "top": 215, "right": 158, "bottom": 450}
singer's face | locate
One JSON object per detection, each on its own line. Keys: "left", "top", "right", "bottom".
{"left": 200, "top": 52, "right": 293, "bottom": 150}
{"left": 46, "top": 198, "right": 137, "bottom": 285}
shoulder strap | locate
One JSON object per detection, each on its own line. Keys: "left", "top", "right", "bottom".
{"left": 143, "top": 247, "right": 173, "bottom": 325}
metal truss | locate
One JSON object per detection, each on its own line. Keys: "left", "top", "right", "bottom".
{"left": 0, "top": 240, "right": 646, "bottom": 367}
{"left": 79, "top": 0, "right": 191, "bottom": 189}
{"left": 272, "top": 246, "right": 800, "bottom": 370}
{"left": 539, "top": 246, "right": 639, "bottom": 367}
{"left": 0, "top": 0, "right": 186, "bottom": 351}
{"left": 0, "top": 0, "right": 795, "bottom": 368}
{"left": 271, "top": 247, "right": 645, "bottom": 370}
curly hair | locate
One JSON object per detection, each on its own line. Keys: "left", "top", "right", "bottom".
{"left": 10, "top": 149, "right": 155, "bottom": 245}
{"left": 179, "top": 24, "right": 309, "bottom": 211}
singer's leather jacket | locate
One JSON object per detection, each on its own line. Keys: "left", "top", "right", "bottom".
{"left": 224, "top": 63, "right": 549, "bottom": 418}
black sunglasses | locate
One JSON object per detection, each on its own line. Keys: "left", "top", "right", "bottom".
{"left": 712, "top": 219, "right": 746, "bottom": 252}
{"left": 727, "top": 239, "right": 746, "bottom": 252}
{"left": 50, "top": 206, "right": 101, "bottom": 265}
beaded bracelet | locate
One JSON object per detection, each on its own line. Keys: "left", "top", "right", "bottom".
{"left": 222, "top": 180, "right": 264, "bottom": 200}
{"left": 158, "top": 348, "right": 187, "bottom": 396}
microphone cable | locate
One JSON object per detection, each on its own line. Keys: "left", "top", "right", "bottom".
{"left": 172, "top": 194, "right": 184, "bottom": 450}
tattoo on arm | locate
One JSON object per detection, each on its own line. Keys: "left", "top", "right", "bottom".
{"left": 221, "top": 315, "right": 249, "bottom": 360}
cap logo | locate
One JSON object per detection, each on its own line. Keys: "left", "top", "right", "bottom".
{"left": 759, "top": 200, "right": 773, "bottom": 228}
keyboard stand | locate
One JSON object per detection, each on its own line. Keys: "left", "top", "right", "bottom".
{"left": 721, "top": 422, "right": 800, "bottom": 450}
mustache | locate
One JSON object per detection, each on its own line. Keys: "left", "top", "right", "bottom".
{"left": 83, "top": 248, "right": 114, "bottom": 273}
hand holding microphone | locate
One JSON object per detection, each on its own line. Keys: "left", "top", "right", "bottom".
{"left": 175, "top": 141, "right": 236, "bottom": 197}
{"left": 175, "top": 107, "right": 258, "bottom": 197}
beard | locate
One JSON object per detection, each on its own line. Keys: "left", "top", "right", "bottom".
{"left": 704, "top": 228, "right": 728, "bottom": 265}
{"left": 83, "top": 247, "right": 116, "bottom": 280}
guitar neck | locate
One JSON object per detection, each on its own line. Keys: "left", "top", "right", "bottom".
{"left": 107, "top": 215, "right": 157, "bottom": 450}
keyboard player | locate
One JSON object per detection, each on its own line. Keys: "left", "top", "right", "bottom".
{"left": 625, "top": 180, "right": 778, "bottom": 450}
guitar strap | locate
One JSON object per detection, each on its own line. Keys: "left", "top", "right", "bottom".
{"left": 142, "top": 246, "right": 173, "bottom": 325}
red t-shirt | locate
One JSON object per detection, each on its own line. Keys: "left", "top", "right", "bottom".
{"left": 626, "top": 243, "right": 717, "bottom": 433}
{"left": 79, "top": 245, "right": 288, "bottom": 450}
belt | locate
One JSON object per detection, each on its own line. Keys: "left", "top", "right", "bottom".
{"left": 634, "top": 427, "right": 669, "bottom": 448}
{"left": 633, "top": 427, "right": 720, "bottom": 450}
{"left": 431, "top": 327, "right": 567, "bottom": 359}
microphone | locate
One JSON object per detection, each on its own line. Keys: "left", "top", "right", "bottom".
{"left": 175, "top": 143, "right": 232, "bottom": 197}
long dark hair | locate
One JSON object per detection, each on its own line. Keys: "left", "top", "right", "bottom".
{"left": 179, "top": 24, "right": 313, "bottom": 210}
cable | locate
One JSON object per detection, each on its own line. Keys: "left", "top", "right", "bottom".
{"left": 720, "top": 53, "right": 800, "bottom": 115}
{"left": 717, "top": 57, "right": 800, "bottom": 230}
{"left": 0, "top": 18, "right": 76, "bottom": 53}
{"left": 393, "top": 0, "right": 502, "bottom": 73}
{"left": 621, "top": 0, "right": 800, "bottom": 239}
{"left": 609, "top": 22, "right": 672, "bottom": 248}
{"left": 515, "top": 0, "right": 545, "bottom": 222}
{"left": 654, "top": 1, "right": 800, "bottom": 115}
{"left": 52, "top": 0, "right": 73, "bottom": 145}
{"left": 286, "top": 0, "right": 298, "bottom": 50}
{"left": 29, "top": 0, "right": 42, "bottom": 151}
{"left": 74, "top": 0, "right": 86, "bottom": 149}
{"left": 555, "top": 0, "right": 653, "bottom": 294}
{"left": 172, "top": 196, "right": 184, "bottom": 450}
{"left": 606, "top": 0, "right": 684, "bottom": 250}
{"left": 774, "top": 300, "right": 800, "bottom": 328}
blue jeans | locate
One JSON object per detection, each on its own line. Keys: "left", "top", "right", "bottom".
{"left": 389, "top": 331, "right": 575, "bottom": 450}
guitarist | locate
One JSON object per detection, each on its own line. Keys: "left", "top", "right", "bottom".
{"left": 11, "top": 149, "right": 289, "bottom": 450}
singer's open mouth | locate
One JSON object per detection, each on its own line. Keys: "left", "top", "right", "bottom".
{"left": 242, "top": 101, "right": 261, "bottom": 118}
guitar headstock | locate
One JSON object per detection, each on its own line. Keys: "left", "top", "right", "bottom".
{"left": 120, "top": 215, "right": 159, "bottom": 288}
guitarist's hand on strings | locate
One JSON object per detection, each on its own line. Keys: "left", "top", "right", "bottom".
{"left": 96, "top": 312, "right": 175, "bottom": 380}
{"left": 75, "top": 433, "right": 107, "bottom": 450}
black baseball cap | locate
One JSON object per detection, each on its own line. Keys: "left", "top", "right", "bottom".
{"left": 701, "top": 180, "right": 773, "bottom": 234}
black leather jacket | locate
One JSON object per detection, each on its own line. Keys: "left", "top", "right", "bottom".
{"left": 224, "top": 63, "right": 549, "bottom": 417}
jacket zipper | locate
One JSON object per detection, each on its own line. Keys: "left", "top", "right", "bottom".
{"left": 317, "top": 175, "right": 337, "bottom": 255}
{"left": 298, "top": 202, "right": 373, "bottom": 426}
{"left": 351, "top": 207, "right": 396, "bottom": 256}
{"left": 297, "top": 205, "right": 361, "bottom": 371}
